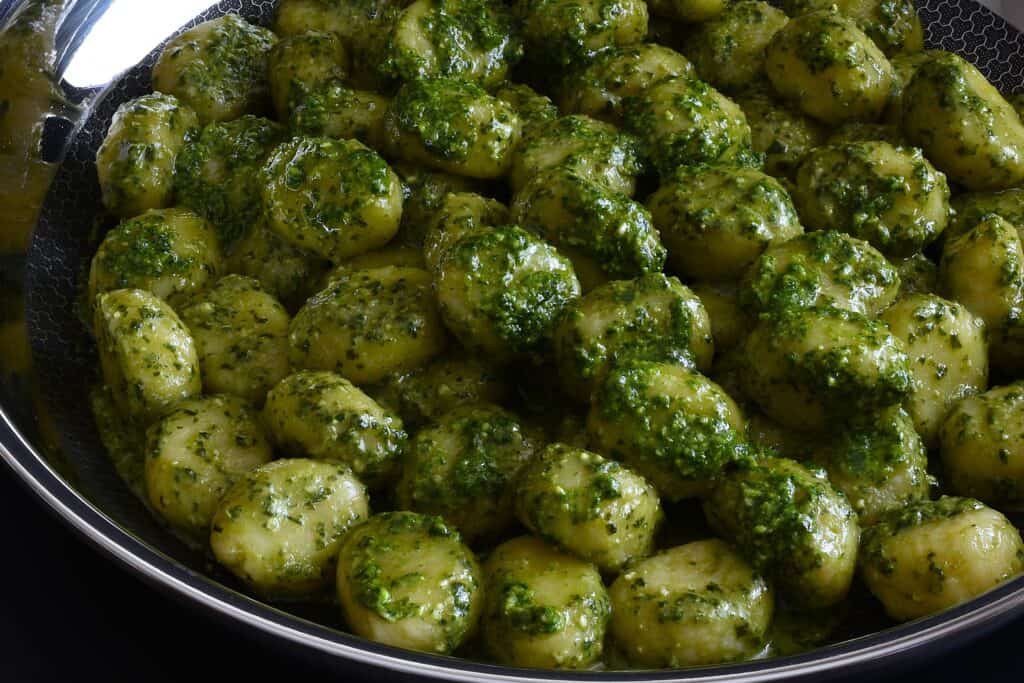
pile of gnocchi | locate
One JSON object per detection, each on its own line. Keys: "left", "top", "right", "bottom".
{"left": 87, "top": 0, "right": 1024, "bottom": 670}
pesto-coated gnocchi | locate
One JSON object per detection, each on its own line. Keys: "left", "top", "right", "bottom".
{"left": 175, "top": 115, "right": 285, "bottom": 245}
{"left": 96, "top": 93, "right": 198, "bottom": 218}
{"left": 940, "top": 215, "right": 1024, "bottom": 373}
{"left": 392, "top": 165, "right": 486, "bottom": 248}
{"left": 648, "top": 164, "right": 803, "bottom": 280}
{"left": 210, "top": 458, "right": 369, "bottom": 599}
{"left": 811, "top": 408, "right": 931, "bottom": 525}
{"left": 741, "top": 306, "right": 912, "bottom": 431}
{"left": 778, "top": 0, "right": 923, "bottom": 56}
{"left": 859, "top": 497, "right": 1024, "bottom": 621}
{"left": 735, "top": 91, "right": 827, "bottom": 178}
{"left": 434, "top": 224, "right": 581, "bottom": 360}
{"left": 941, "top": 384, "right": 1024, "bottom": 509}
{"left": 508, "top": 115, "right": 643, "bottom": 196}
{"left": 493, "top": 83, "right": 559, "bottom": 136}
{"left": 152, "top": 15, "right": 277, "bottom": 123}
{"left": 94, "top": 288, "right": 201, "bottom": 423}
{"left": 262, "top": 136, "right": 403, "bottom": 261}
{"left": 145, "top": 395, "right": 273, "bottom": 540}
{"left": 765, "top": 10, "right": 894, "bottom": 124}
{"left": 263, "top": 371, "right": 406, "bottom": 486}
{"left": 368, "top": 354, "right": 508, "bottom": 428}
{"left": 179, "top": 275, "right": 292, "bottom": 404}
{"left": 903, "top": 51, "right": 1024, "bottom": 191}
{"left": 684, "top": 1, "right": 788, "bottom": 93}
{"left": 557, "top": 44, "right": 696, "bottom": 124}
{"left": 224, "top": 220, "right": 328, "bottom": 312}
{"left": 793, "top": 141, "right": 950, "bottom": 257}
{"left": 948, "top": 188, "right": 1024, "bottom": 242}
{"left": 511, "top": 167, "right": 666, "bottom": 284}
{"left": 515, "top": 444, "right": 662, "bottom": 572}
{"left": 89, "top": 207, "right": 221, "bottom": 309}
{"left": 380, "top": 0, "right": 522, "bottom": 87}
{"left": 518, "top": 0, "right": 648, "bottom": 69}
{"left": 553, "top": 274, "right": 713, "bottom": 401}
{"left": 741, "top": 230, "right": 900, "bottom": 316}
{"left": 881, "top": 293, "right": 988, "bottom": 447}
{"left": 422, "top": 192, "right": 509, "bottom": 272}
{"left": 384, "top": 78, "right": 521, "bottom": 179}
{"left": 290, "top": 83, "right": 390, "bottom": 150}
{"left": 624, "top": 77, "right": 754, "bottom": 177}
{"left": 289, "top": 266, "right": 446, "bottom": 384}
{"left": 267, "top": 30, "right": 348, "bottom": 119}
{"left": 482, "top": 536, "right": 611, "bottom": 669}
{"left": 397, "top": 403, "right": 540, "bottom": 541}
{"left": 588, "top": 361, "right": 746, "bottom": 500}
{"left": 609, "top": 540, "right": 773, "bottom": 667}
{"left": 336, "top": 512, "right": 483, "bottom": 653}
{"left": 705, "top": 456, "right": 860, "bottom": 608}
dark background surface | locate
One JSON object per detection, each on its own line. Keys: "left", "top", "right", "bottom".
{"left": 2, "top": 465, "right": 1022, "bottom": 682}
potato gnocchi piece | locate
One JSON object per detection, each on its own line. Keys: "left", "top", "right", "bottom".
{"left": 553, "top": 274, "right": 713, "bottom": 401}
{"left": 624, "top": 77, "right": 754, "bottom": 177}
{"left": 740, "top": 306, "right": 912, "bottom": 432}
{"left": 515, "top": 444, "right": 662, "bottom": 572}
{"left": 941, "top": 384, "right": 1024, "bottom": 509}
{"left": 948, "top": 188, "right": 1024, "bottom": 243}
{"left": 778, "top": 0, "right": 923, "bottom": 57}
{"left": 648, "top": 164, "right": 803, "bottom": 281}
{"left": 96, "top": 93, "right": 198, "bottom": 218}
{"left": 741, "top": 230, "right": 900, "bottom": 316}
{"left": 290, "top": 83, "right": 390, "bottom": 150}
{"left": 940, "top": 215, "right": 1024, "bottom": 373}
{"left": 609, "top": 540, "right": 773, "bottom": 667}
{"left": 336, "top": 512, "right": 483, "bottom": 654}
{"left": 903, "top": 51, "right": 1024, "bottom": 191}
{"left": 385, "top": 78, "right": 521, "bottom": 180}
{"left": 683, "top": 1, "right": 788, "bottom": 93}
{"left": 145, "top": 395, "right": 272, "bottom": 540}
{"left": 380, "top": 0, "right": 522, "bottom": 87}
{"left": 392, "top": 165, "right": 486, "bottom": 249}
{"left": 263, "top": 371, "right": 406, "bottom": 486}
{"left": 152, "top": 15, "right": 276, "bottom": 123}
{"left": 210, "top": 458, "right": 369, "bottom": 599}
{"left": 89, "top": 207, "right": 221, "bottom": 308}
{"left": 859, "top": 497, "right": 1024, "bottom": 621}
{"left": 224, "top": 221, "right": 329, "bottom": 313}
{"left": 812, "top": 408, "right": 931, "bottom": 525}
{"left": 435, "top": 224, "right": 581, "bottom": 361}
{"left": 588, "top": 360, "right": 746, "bottom": 500}
{"left": 793, "top": 142, "right": 950, "bottom": 257}
{"left": 289, "top": 266, "right": 447, "bottom": 385}
{"left": 881, "top": 293, "right": 988, "bottom": 447}
{"left": 482, "top": 536, "right": 611, "bottom": 669}
{"left": 261, "top": 136, "right": 403, "bottom": 262}
{"left": 493, "top": 83, "right": 559, "bottom": 137}
{"left": 174, "top": 115, "right": 284, "bottom": 246}
{"left": 422, "top": 192, "right": 509, "bottom": 272}
{"left": 557, "top": 44, "right": 696, "bottom": 124}
{"left": 509, "top": 115, "right": 643, "bottom": 196}
{"left": 94, "top": 289, "right": 201, "bottom": 423}
{"left": 765, "top": 9, "right": 894, "bottom": 125}
{"left": 518, "top": 0, "right": 648, "bottom": 69}
{"left": 179, "top": 275, "right": 291, "bottom": 405}
{"left": 368, "top": 354, "right": 508, "bottom": 428}
{"left": 883, "top": 49, "right": 937, "bottom": 126}
{"left": 705, "top": 456, "right": 860, "bottom": 609}
{"left": 275, "top": 0, "right": 411, "bottom": 89}
{"left": 512, "top": 167, "right": 666, "bottom": 285}
{"left": 397, "top": 403, "right": 541, "bottom": 542}
{"left": 267, "top": 30, "right": 348, "bottom": 120}
{"left": 735, "top": 91, "right": 827, "bottom": 178}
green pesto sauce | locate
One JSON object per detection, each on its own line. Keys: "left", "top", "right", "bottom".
{"left": 392, "top": 78, "right": 499, "bottom": 162}
{"left": 95, "top": 213, "right": 196, "bottom": 286}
